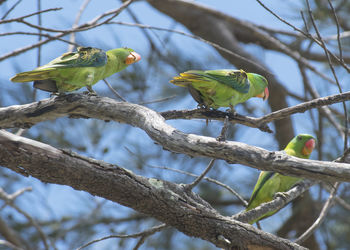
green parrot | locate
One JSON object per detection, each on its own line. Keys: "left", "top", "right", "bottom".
{"left": 246, "top": 134, "right": 316, "bottom": 224}
{"left": 10, "top": 47, "right": 141, "bottom": 93}
{"left": 170, "top": 69, "right": 269, "bottom": 110}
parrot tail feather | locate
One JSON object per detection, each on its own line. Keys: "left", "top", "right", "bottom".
{"left": 170, "top": 72, "right": 210, "bottom": 87}
{"left": 10, "top": 70, "right": 52, "bottom": 83}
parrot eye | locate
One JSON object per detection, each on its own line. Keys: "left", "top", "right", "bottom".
{"left": 297, "top": 136, "right": 302, "bottom": 141}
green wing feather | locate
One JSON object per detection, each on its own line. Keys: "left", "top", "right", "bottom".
{"left": 10, "top": 47, "right": 107, "bottom": 83}
{"left": 205, "top": 69, "right": 250, "bottom": 93}
{"left": 246, "top": 171, "right": 275, "bottom": 209}
{"left": 173, "top": 69, "right": 250, "bottom": 93}
{"left": 170, "top": 69, "right": 267, "bottom": 109}
{"left": 38, "top": 47, "right": 107, "bottom": 69}
{"left": 10, "top": 47, "right": 141, "bottom": 93}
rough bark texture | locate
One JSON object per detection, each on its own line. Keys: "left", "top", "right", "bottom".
{"left": 0, "top": 94, "right": 350, "bottom": 183}
{"left": 0, "top": 130, "right": 305, "bottom": 250}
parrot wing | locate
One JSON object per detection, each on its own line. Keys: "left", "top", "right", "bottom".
{"left": 204, "top": 69, "right": 250, "bottom": 93}
{"left": 246, "top": 171, "right": 275, "bottom": 210}
{"left": 170, "top": 69, "right": 250, "bottom": 94}
{"left": 39, "top": 47, "right": 107, "bottom": 69}
{"left": 10, "top": 47, "right": 107, "bottom": 83}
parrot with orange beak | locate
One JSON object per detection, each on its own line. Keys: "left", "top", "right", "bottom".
{"left": 10, "top": 47, "right": 141, "bottom": 93}
{"left": 246, "top": 134, "right": 316, "bottom": 224}
{"left": 170, "top": 69, "right": 269, "bottom": 111}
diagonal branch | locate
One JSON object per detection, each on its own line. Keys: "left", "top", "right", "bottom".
{"left": 0, "top": 130, "right": 305, "bottom": 250}
{"left": 233, "top": 180, "right": 316, "bottom": 223}
{"left": 295, "top": 182, "right": 339, "bottom": 244}
{"left": 1, "top": 94, "right": 350, "bottom": 182}
{"left": 161, "top": 90, "right": 350, "bottom": 132}
{"left": 77, "top": 224, "right": 168, "bottom": 250}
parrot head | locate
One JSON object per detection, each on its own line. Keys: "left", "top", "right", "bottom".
{"left": 256, "top": 87, "right": 269, "bottom": 101}
{"left": 107, "top": 48, "right": 141, "bottom": 66}
{"left": 285, "top": 134, "right": 316, "bottom": 159}
{"left": 248, "top": 73, "right": 269, "bottom": 101}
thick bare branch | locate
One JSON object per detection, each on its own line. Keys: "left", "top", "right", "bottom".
{"left": 0, "top": 94, "right": 350, "bottom": 183}
{"left": 0, "top": 130, "right": 305, "bottom": 250}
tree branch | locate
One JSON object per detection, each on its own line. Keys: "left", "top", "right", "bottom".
{"left": 160, "top": 91, "right": 350, "bottom": 132}
{"left": 233, "top": 180, "right": 316, "bottom": 224}
{"left": 0, "top": 94, "right": 350, "bottom": 183}
{"left": 0, "top": 130, "right": 305, "bottom": 249}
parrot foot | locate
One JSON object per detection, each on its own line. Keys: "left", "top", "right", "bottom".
{"left": 216, "top": 135, "right": 225, "bottom": 141}
{"left": 197, "top": 104, "right": 209, "bottom": 110}
{"left": 50, "top": 92, "right": 65, "bottom": 97}
{"left": 273, "top": 192, "right": 289, "bottom": 202}
{"left": 226, "top": 105, "right": 237, "bottom": 116}
{"left": 83, "top": 91, "right": 97, "bottom": 96}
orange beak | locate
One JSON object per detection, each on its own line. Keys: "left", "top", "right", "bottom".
{"left": 125, "top": 51, "right": 141, "bottom": 65}
{"left": 256, "top": 87, "right": 269, "bottom": 101}
{"left": 302, "top": 138, "right": 316, "bottom": 156}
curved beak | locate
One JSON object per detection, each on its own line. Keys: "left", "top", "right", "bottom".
{"left": 256, "top": 87, "right": 269, "bottom": 101}
{"left": 125, "top": 52, "right": 141, "bottom": 65}
{"left": 302, "top": 138, "right": 316, "bottom": 156}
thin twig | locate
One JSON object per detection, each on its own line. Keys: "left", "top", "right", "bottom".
{"left": 327, "top": 0, "right": 343, "bottom": 62}
{"left": 255, "top": 0, "right": 350, "bottom": 72}
{"left": 298, "top": 64, "right": 345, "bottom": 137}
{"left": 324, "top": 31, "right": 350, "bottom": 41}
{"left": 0, "top": 1, "right": 133, "bottom": 62}
{"left": 147, "top": 165, "right": 247, "bottom": 207}
{"left": 0, "top": 240, "right": 24, "bottom": 250}
{"left": 185, "top": 116, "right": 230, "bottom": 190}
{"left": 0, "top": 7, "right": 62, "bottom": 24}
{"left": 256, "top": 91, "right": 350, "bottom": 127}
{"left": 103, "top": 79, "right": 127, "bottom": 102}
{"left": 256, "top": 25, "right": 302, "bottom": 38}
{"left": 306, "top": 0, "right": 348, "bottom": 150}
{"left": 68, "top": 0, "right": 91, "bottom": 52}
{"left": 0, "top": 31, "right": 80, "bottom": 45}
{"left": 138, "top": 95, "right": 176, "bottom": 105}
{"left": 133, "top": 235, "right": 147, "bottom": 250}
{"left": 1, "top": 0, "right": 22, "bottom": 20}
{"left": 321, "top": 183, "right": 350, "bottom": 211}
{"left": 300, "top": 11, "right": 310, "bottom": 34}
{"left": 185, "top": 159, "right": 216, "bottom": 190}
{"left": 34, "top": 0, "right": 42, "bottom": 102}
{"left": 295, "top": 182, "right": 339, "bottom": 244}
{"left": 110, "top": 21, "right": 270, "bottom": 74}
{"left": 8, "top": 187, "right": 32, "bottom": 200}
{"left": 335, "top": 196, "right": 350, "bottom": 211}
{"left": 0, "top": 188, "right": 49, "bottom": 250}
{"left": 76, "top": 224, "right": 167, "bottom": 250}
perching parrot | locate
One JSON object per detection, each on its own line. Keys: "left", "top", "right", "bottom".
{"left": 10, "top": 47, "right": 141, "bottom": 93}
{"left": 246, "top": 134, "right": 316, "bottom": 224}
{"left": 170, "top": 69, "right": 269, "bottom": 111}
